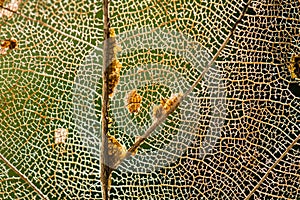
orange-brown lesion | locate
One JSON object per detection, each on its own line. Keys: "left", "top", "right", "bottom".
{"left": 160, "top": 94, "right": 181, "bottom": 111}
{"left": 288, "top": 54, "right": 300, "bottom": 80}
{"left": 152, "top": 93, "right": 183, "bottom": 120}
{"left": 126, "top": 90, "right": 142, "bottom": 113}
{"left": 108, "top": 59, "right": 122, "bottom": 97}
{"left": 0, "top": 38, "right": 17, "bottom": 55}
{"left": 107, "top": 28, "right": 123, "bottom": 97}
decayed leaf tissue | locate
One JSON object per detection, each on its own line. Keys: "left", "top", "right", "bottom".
{"left": 126, "top": 89, "right": 142, "bottom": 113}
{"left": 107, "top": 28, "right": 123, "bottom": 97}
{"left": 153, "top": 93, "right": 182, "bottom": 120}
{"left": 288, "top": 54, "right": 300, "bottom": 81}
{"left": 0, "top": 38, "right": 17, "bottom": 55}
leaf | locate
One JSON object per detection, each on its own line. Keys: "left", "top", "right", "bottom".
{"left": 1, "top": 0, "right": 300, "bottom": 200}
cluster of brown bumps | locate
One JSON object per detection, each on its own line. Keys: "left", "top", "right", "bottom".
{"left": 107, "top": 29, "right": 123, "bottom": 97}
{"left": 153, "top": 93, "right": 183, "bottom": 120}
{"left": 105, "top": 29, "right": 182, "bottom": 170}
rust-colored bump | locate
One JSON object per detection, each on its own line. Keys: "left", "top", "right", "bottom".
{"left": 126, "top": 90, "right": 142, "bottom": 113}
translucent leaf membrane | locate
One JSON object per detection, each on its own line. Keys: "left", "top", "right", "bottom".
{"left": 1, "top": 0, "right": 103, "bottom": 199}
{"left": 109, "top": 0, "right": 300, "bottom": 199}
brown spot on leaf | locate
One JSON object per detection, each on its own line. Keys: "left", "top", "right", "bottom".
{"left": 152, "top": 93, "right": 183, "bottom": 120}
{"left": 126, "top": 90, "right": 142, "bottom": 113}
{"left": 108, "top": 59, "right": 122, "bottom": 97}
{"left": 1, "top": 38, "right": 17, "bottom": 55}
{"left": 160, "top": 93, "right": 182, "bottom": 111}
{"left": 288, "top": 54, "right": 300, "bottom": 80}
